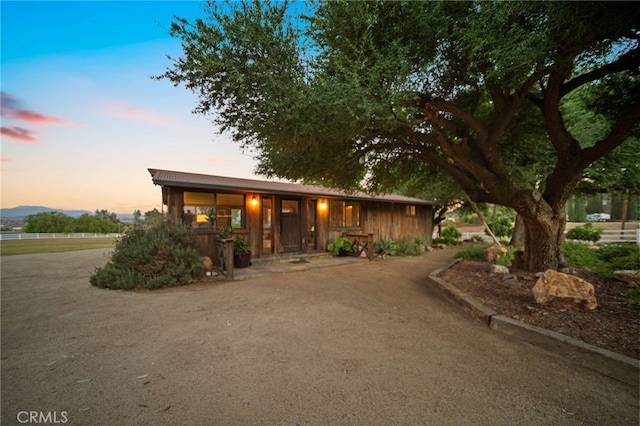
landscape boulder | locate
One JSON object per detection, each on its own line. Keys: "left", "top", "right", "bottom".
{"left": 484, "top": 245, "right": 507, "bottom": 263}
{"left": 490, "top": 264, "right": 510, "bottom": 274}
{"left": 531, "top": 270, "right": 597, "bottom": 310}
{"left": 613, "top": 270, "right": 640, "bottom": 285}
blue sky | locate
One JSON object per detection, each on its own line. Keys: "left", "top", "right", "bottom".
{"left": 1, "top": 0, "right": 261, "bottom": 214}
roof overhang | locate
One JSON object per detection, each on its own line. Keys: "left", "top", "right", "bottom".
{"left": 148, "top": 168, "right": 439, "bottom": 206}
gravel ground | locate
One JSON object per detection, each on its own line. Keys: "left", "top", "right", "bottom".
{"left": 1, "top": 248, "right": 638, "bottom": 425}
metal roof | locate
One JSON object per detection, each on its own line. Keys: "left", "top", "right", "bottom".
{"left": 148, "top": 168, "right": 438, "bottom": 206}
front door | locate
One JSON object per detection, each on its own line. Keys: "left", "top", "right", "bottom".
{"left": 280, "top": 199, "right": 301, "bottom": 252}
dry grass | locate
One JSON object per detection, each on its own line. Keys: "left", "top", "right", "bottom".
{"left": 0, "top": 238, "right": 116, "bottom": 256}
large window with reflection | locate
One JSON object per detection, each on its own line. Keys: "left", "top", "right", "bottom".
{"left": 329, "top": 200, "right": 360, "bottom": 228}
{"left": 183, "top": 191, "right": 245, "bottom": 229}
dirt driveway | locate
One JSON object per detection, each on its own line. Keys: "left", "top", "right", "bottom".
{"left": 1, "top": 249, "right": 638, "bottom": 425}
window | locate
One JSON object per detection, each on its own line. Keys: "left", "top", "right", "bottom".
{"left": 183, "top": 192, "right": 245, "bottom": 229}
{"left": 329, "top": 200, "right": 360, "bottom": 227}
{"left": 405, "top": 205, "right": 416, "bottom": 216}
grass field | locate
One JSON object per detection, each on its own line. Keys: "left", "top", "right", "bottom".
{"left": 0, "top": 238, "right": 116, "bottom": 256}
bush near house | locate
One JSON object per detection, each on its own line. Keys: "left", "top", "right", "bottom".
{"left": 90, "top": 219, "right": 202, "bottom": 290}
{"left": 566, "top": 222, "right": 603, "bottom": 242}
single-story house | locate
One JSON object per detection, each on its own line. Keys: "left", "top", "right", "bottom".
{"left": 149, "top": 168, "right": 438, "bottom": 260}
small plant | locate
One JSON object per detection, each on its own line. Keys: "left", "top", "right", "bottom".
{"left": 496, "top": 246, "right": 516, "bottom": 266}
{"left": 566, "top": 223, "right": 603, "bottom": 242}
{"left": 233, "top": 233, "right": 250, "bottom": 254}
{"left": 327, "top": 236, "right": 352, "bottom": 256}
{"left": 623, "top": 288, "right": 640, "bottom": 308}
{"left": 217, "top": 225, "right": 233, "bottom": 239}
{"left": 454, "top": 244, "right": 491, "bottom": 261}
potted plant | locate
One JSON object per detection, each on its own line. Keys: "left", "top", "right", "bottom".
{"left": 233, "top": 234, "right": 252, "bottom": 268}
{"left": 327, "top": 236, "right": 352, "bottom": 256}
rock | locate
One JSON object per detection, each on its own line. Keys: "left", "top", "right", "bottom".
{"left": 531, "top": 270, "right": 597, "bottom": 310}
{"left": 490, "top": 264, "right": 509, "bottom": 274}
{"left": 484, "top": 245, "right": 507, "bottom": 263}
{"left": 426, "top": 246, "right": 435, "bottom": 252}
{"left": 613, "top": 270, "right": 640, "bottom": 284}
{"left": 201, "top": 256, "right": 214, "bottom": 273}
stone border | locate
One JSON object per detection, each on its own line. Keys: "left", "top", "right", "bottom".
{"left": 428, "top": 258, "right": 640, "bottom": 386}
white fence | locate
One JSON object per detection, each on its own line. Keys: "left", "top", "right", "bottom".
{"left": 433, "top": 229, "right": 639, "bottom": 245}
{"left": 0, "top": 233, "right": 121, "bottom": 241}
{"left": 597, "top": 229, "right": 639, "bottom": 244}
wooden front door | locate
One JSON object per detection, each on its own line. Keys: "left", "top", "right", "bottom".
{"left": 280, "top": 199, "right": 301, "bottom": 252}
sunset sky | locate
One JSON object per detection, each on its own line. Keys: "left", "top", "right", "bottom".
{"left": 1, "top": 1, "right": 261, "bottom": 214}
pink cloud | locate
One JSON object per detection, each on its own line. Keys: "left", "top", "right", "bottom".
{"left": 102, "top": 102, "right": 175, "bottom": 125}
{"left": 3, "top": 108, "right": 69, "bottom": 124}
{"left": 1, "top": 92, "right": 80, "bottom": 131}
{"left": 1, "top": 126, "right": 38, "bottom": 142}
{"left": 1, "top": 157, "right": 12, "bottom": 162}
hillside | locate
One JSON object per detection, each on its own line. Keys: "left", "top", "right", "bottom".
{"left": 0, "top": 206, "right": 92, "bottom": 221}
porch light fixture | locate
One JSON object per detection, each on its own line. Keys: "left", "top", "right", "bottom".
{"left": 251, "top": 196, "right": 258, "bottom": 206}
{"left": 319, "top": 201, "right": 327, "bottom": 209}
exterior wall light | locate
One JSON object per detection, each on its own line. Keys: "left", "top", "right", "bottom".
{"left": 251, "top": 195, "right": 258, "bottom": 206}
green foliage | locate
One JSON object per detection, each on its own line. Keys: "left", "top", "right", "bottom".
{"left": 496, "top": 246, "right": 516, "bottom": 267}
{"left": 23, "top": 210, "right": 122, "bottom": 233}
{"left": 562, "top": 241, "right": 601, "bottom": 270}
{"left": 233, "top": 234, "right": 250, "bottom": 254}
{"left": 327, "top": 237, "right": 352, "bottom": 256}
{"left": 65, "top": 214, "right": 119, "bottom": 233}
{"left": 24, "top": 211, "right": 74, "bottom": 233}
{"left": 90, "top": 219, "right": 202, "bottom": 290}
{"left": 375, "top": 238, "right": 422, "bottom": 257}
{"left": 454, "top": 244, "right": 490, "bottom": 261}
{"left": 487, "top": 216, "right": 513, "bottom": 239}
{"left": 566, "top": 223, "right": 603, "bottom": 242}
{"left": 438, "top": 225, "right": 463, "bottom": 246}
{"left": 563, "top": 241, "right": 640, "bottom": 278}
{"left": 623, "top": 288, "right": 640, "bottom": 308}
{"left": 595, "top": 245, "right": 640, "bottom": 277}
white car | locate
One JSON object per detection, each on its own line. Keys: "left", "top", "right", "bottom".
{"left": 586, "top": 213, "right": 610, "bottom": 222}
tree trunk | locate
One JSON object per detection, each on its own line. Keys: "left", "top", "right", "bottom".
{"left": 521, "top": 211, "right": 566, "bottom": 272}
{"left": 510, "top": 213, "right": 525, "bottom": 247}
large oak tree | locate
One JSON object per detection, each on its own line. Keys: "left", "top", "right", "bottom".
{"left": 159, "top": 1, "right": 640, "bottom": 271}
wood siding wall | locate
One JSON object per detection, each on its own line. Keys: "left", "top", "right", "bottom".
{"left": 162, "top": 187, "right": 433, "bottom": 262}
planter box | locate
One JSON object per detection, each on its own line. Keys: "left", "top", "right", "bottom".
{"left": 234, "top": 252, "right": 252, "bottom": 268}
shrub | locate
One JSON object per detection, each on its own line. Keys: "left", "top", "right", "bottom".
{"left": 593, "top": 244, "right": 640, "bottom": 278}
{"left": 454, "top": 244, "right": 490, "bottom": 261}
{"left": 90, "top": 219, "right": 202, "bottom": 290}
{"left": 566, "top": 223, "right": 602, "bottom": 242}
{"left": 327, "top": 236, "right": 352, "bottom": 256}
{"left": 562, "top": 241, "right": 600, "bottom": 270}
{"left": 439, "top": 225, "right": 463, "bottom": 245}
{"left": 375, "top": 238, "right": 421, "bottom": 256}
{"left": 562, "top": 241, "right": 639, "bottom": 278}
{"left": 496, "top": 246, "right": 516, "bottom": 266}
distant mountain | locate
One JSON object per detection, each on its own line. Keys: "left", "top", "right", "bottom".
{"left": 0, "top": 206, "right": 93, "bottom": 221}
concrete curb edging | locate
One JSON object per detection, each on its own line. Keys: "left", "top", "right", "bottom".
{"left": 427, "top": 258, "right": 640, "bottom": 386}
